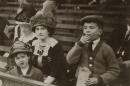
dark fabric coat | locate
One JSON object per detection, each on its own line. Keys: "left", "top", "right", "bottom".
{"left": 32, "top": 39, "right": 69, "bottom": 86}
{"left": 15, "top": 4, "right": 36, "bottom": 22}
{"left": 67, "top": 40, "right": 120, "bottom": 86}
{"left": 7, "top": 66, "right": 43, "bottom": 82}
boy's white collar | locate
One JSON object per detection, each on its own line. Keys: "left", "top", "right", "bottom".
{"left": 92, "top": 38, "right": 100, "bottom": 50}
{"left": 93, "top": 38, "right": 100, "bottom": 45}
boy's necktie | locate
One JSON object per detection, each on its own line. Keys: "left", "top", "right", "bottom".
{"left": 88, "top": 42, "right": 93, "bottom": 52}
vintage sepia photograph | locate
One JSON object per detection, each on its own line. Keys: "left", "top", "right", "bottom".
{"left": 0, "top": 0, "right": 130, "bottom": 86}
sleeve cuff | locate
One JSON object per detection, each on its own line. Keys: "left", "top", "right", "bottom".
{"left": 77, "top": 41, "right": 85, "bottom": 47}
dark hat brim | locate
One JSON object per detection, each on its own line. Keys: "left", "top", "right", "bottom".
{"left": 10, "top": 49, "right": 32, "bottom": 58}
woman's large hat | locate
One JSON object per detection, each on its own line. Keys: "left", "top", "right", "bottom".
{"left": 30, "top": 14, "right": 56, "bottom": 32}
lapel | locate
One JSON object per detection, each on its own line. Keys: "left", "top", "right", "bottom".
{"left": 85, "top": 40, "right": 103, "bottom": 59}
{"left": 92, "top": 40, "right": 103, "bottom": 58}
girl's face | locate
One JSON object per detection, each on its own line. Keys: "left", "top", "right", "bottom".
{"left": 15, "top": 53, "right": 30, "bottom": 69}
{"left": 35, "top": 25, "right": 49, "bottom": 40}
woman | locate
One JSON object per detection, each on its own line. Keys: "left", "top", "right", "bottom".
{"left": 30, "top": 14, "right": 69, "bottom": 86}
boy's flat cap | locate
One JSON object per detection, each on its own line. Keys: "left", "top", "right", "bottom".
{"left": 80, "top": 15, "right": 104, "bottom": 25}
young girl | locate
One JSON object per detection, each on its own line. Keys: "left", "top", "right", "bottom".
{"left": 8, "top": 41, "right": 43, "bottom": 81}
{"left": 30, "top": 14, "right": 69, "bottom": 86}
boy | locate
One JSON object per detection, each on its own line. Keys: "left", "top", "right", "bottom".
{"left": 66, "top": 15, "right": 120, "bottom": 86}
{"left": 8, "top": 41, "right": 43, "bottom": 81}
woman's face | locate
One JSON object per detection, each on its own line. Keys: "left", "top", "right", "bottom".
{"left": 35, "top": 25, "right": 49, "bottom": 40}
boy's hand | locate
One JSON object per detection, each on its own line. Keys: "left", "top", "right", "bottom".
{"left": 86, "top": 77, "right": 98, "bottom": 86}
{"left": 80, "top": 35, "right": 91, "bottom": 44}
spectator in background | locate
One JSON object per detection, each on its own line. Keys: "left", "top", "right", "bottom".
{"left": 35, "top": 0, "right": 57, "bottom": 25}
{"left": 108, "top": 16, "right": 130, "bottom": 86}
{"left": 14, "top": 22, "right": 36, "bottom": 44}
{"left": 15, "top": 0, "right": 36, "bottom": 23}
{"left": 14, "top": 0, "right": 36, "bottom": 42}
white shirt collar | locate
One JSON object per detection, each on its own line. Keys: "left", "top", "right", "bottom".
{"left": 92, "top": 38, "right": 100, "bottom": 50}
{"left": 21, "top": 66, "right": 29, "bottom": 76}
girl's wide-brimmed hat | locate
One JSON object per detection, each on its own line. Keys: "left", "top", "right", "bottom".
{"left": 9, "top": 41, "right": 32, "bottom": 57}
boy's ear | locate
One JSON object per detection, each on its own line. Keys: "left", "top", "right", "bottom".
{"left": 28, "top": 56, "right": 31, "bottom": 59}
{"left": 98, "top": 29, "right": 103, "bottom": 35}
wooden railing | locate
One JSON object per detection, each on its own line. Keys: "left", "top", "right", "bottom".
{"left": 0, "top": 72, "right": 56, "bottom": 86}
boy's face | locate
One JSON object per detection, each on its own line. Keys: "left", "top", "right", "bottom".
{"left": 82, "top": 22, "right": 102, "bottom": 41}
{"left": 35, "top": 25, "right": 49, "bottom": 40}
{"left": 15, "top": 53, "right": 30, "bottom": 69}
